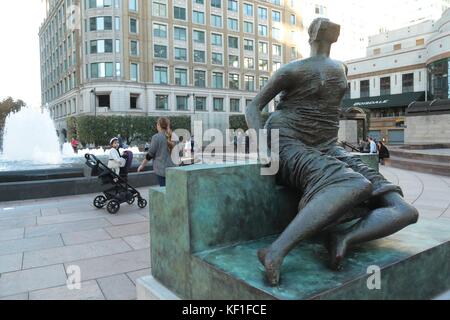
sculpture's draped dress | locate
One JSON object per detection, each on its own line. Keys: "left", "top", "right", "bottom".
{"left": 266, "top": 57, "right": 402, "bottom": 213}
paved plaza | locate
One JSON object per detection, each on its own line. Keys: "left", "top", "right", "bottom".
{"left": 0, "top": 166, "right": 450, "bottom": 300}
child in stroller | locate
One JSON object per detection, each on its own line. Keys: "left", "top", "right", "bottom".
{"left": 85, "top": 151, "right": 147, "bottom": 214}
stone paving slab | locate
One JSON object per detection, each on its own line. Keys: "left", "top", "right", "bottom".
{"left": 0, "top": 216, "right": 37, "bottom": 231}
{"left": 25, "top": 218, "right": 112, "bottom": 239}
{"left": 40, "top": 208, "right": 60, "bottom": 217}
{"left": 0, "top": 227, "right": 24, "bottom": 242}
{"left": 62, "top": 228, "right": 112, "bottom": 246}
{"left": 0, "top": 209, "right": 41, "bottom": 220}
{"left": 105, "top": 222, "right": 149, "bottom": 238}
{"left": 123, "top": 233, "right": 150, "bottom": 250}
{"left": 127, "top": 268, "right": 152, "bottom": 285}
{"left": 29, "top": 280, "right": 105, "bottom": 300}
{"left": 0, "top": 253, "right": 23, "bottom": 274}
{"left": 105, "top": 213, "right": 148, "bottom": 226}
{"left": 22, "top": 238, "right": 133, "bottom": 269}
{"left": 97, "top": 274, "right": 137, "bottom": 300}
{"left": 0, "top": 293, "right": 29, "bottom": 300}
{"left": 0, "top": 234, "right": 64, "bottom": 256}
{"left": 0, "top": 264, "right": 67, "bottom": 298}
{"left": 64, "top": 249, "right": 150, "bottom": 281}
{"left": 36, "top": 211, "right": 108, "bottom": 226}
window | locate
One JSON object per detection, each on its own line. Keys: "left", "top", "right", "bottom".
{"left": 153, "top": 1, "right": 167, "bottom": 17}
{"left": 380, "top": 77, "right": 391, "bottom": 95}
{"left": 228, "top": 18, "right": 238, "bottom": 31}
{"left": 195, "top": 0, "right": 204, "bottom": 4}
{"left": 193, "top": 30, "right": 205, "bottom": 43}
{"left": 212, "top": 72, "right": 223, "bottom": 89}
{"left": 174, "top": 27, "right": 187, "bottom": 41}
{"left": 245, "top": 75, "right": 255, "bottom": 91}
{"left": 211, "top": 33, "right": 222, "bottom": 46}
{"left": 212, "top": 52, "right": 223, "bottom": 65}
{"left": 154, "top": 66, "right": 168, "bottom": 84}
{"left": 174, "top": 47, "right": 187, "bottom": 61}
{"left": 258, "top": 25, "right": 268, "bottom": 36}
{"left": 272, "top": 44, "right": 281, "bottom": 56}
{"left": 211, "top": 0, "right": 221, "bottom": 8}
{"left": 244, "top": 21, "right": 253, "bottom": 33}
{"left": 373, "top": 48, "right": 381, "bottom": 55}
{"left": 272, "top": 11, "right": 281, "bottom": 22}
{"left": 259, "top": 59, "right": 268, "bottom": 71}
{"left": 129, "top": 40, "right": 139, "bottom": 56}
{"left": 129, "top": 0, "right": 137, "bottom": 11}
{"left": 272, "top": 27, "right": 281, "bottom": 40}
{"left": 273, "top": 61, "right": 281, "bottom": 71}
{"left": 89, "top": 0, "right": 113, "bottom": 8}
{"left": 193, "top": 11, "right": 205, "bottom": 24}
{"left": 194, "top": 50, "right": 206, "bottom": 63}
{"left": 129, "top": 18, "right": 137, "bottom": 33}
{"left": 416, "top": 38, "right": 425, "bottom": 46}
{"left": 90, "top": 39, "right": 113, "bottom": 53}
{"left": 130, "top": 94, "right": 139, "bottom": 109}
{"left": 291, "top": 47, "right": 297, "bottom": 59}
{"left": 175, "top": 68, "right": 188, "bottom": 86}
{"left": 98, "top": 94, "right": 110, "bottom": 108}
{"left": 90, "top": 17, "right": 113, "bottom": 31}
{"left": 229, "top": 55, "right": 239, "bottom": 68}
{"left": 394, "top": 43, "right": 401, "bottom": 50}
{"left": 260, "top": 76, "right": 268, "bottom": 89}
{"left": 213, "top": 98, "right": 224, "bottom": 111}
{"left": 244, "top": 39, "right": 254, "bottom": 51}
{"left": 155, "top": 95, "right": 168, "bottom": 110}
{"left": 259, "top": 42, "right": 268, "bottom": 54}
{"left": 176, "top": 96, "right": 188, "bottom": 110}
{"left": 343, "top": 83, "right": 351, "bottom": 100}
{"left": 244, "top": 57, "right": 254, "bottom": 69}
{"left": 290, "top": 14, "right": 296, "bottom": 25}
{"left": 402, "top": 73, "right": 414, "bottom": 93}
{"left": 130, "top": 63, "right": 138, "bottom": 81}
{"left": 174, "top": 6, "right": 186, "bottom": 20}
{"left": 115, "top": 16, "right": 121, "bottom": 30}
{"left": 153, "top": 23, "right": 167, "bottom": 38}
{"left": 154, "top": 45, "right": 167, "bottom": 58}
{"left": 115, "top": 39, "right": 121, "bottom": 53}
{"left": 258, "top": 7, "right": 268, "bottom": 20}
{"left": 211, "top": 15, "right": 222, "bottom": 28}
{"left": 244, "top": 3, "right": 253, "bottom": 16}
{"left": 230, "top": 99, "right": 240, "bottom": 112}
{"left": 195, "top": 97, "right": 207, "bottom": 111}
{"left": 360, "top": 80, "right": 370, "bottom": 98}
{"left": 194, "top": 70, "right": 206, "bottom": 87}
{"left": 90, "top": 62, "right": 114, "bottom": 78}
{"left": 228, "top": 0, "right": 238, "bottom": 12}
{"left": 229, "top": 73, "right": 240, "bottom": 89}
{"left": 272, "top": 0, "right": 281, "bottom": 5}
{"left": 228, "top": 36, "right": 238, "bottom": 49}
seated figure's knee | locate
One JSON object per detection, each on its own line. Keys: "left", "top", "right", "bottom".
{"left": 399, "top": 202, "right": 419, "bottom": 224}
{"left": 352, "top": 177, "right": 373, "bottom": 201}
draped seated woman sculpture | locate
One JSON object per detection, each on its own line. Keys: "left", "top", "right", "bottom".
{"left": 245, "top": 18, "right": 418, "bottom": 286}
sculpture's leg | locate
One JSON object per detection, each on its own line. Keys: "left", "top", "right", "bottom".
{"left": 327, "top": 191, "right": 418, "bottom": 270}
{"left": 258, "top": 178, "right": 373, "bottom": 286}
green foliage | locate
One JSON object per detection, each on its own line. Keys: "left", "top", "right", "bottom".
{"left": 229, "top": 113, "right": 270, "bottom": 131}
{"left": 68, "top": 115, "right": 192, "bottom": 147}
{"left": 0, "top": 97, "right": 26, "bottom": 149}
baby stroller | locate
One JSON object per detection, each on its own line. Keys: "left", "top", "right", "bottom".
{"left": 85, "top": 153, "right": 148, "bottom": 214}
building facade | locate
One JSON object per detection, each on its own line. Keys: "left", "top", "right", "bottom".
{"left": 342, "top": 9, "right": 450, "bottom": 145}
{"left": 39, "top": 0, "right": 303, "bottom": 138}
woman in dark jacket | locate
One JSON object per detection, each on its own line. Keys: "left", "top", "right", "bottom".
{"left": 378, "top": 141, "right": 390, "bottom": 165}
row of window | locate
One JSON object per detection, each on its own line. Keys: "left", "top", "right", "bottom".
{"left": 154, "top": 95, "right": 249, "bottom": 112}
{"left": 43, "top": 72, "right": 78, "bottom": 103}
{"left": 345, "top": 73, "right": 415, "bottom": 99}
{"left": 85, "top": 62, "right": 271, "bottom": 91}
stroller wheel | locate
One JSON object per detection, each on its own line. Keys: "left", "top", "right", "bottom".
{"left": 107, "top": 200, "right": 120, "bottom": 214}
{"left": 93, "top": 196, "right": 107, "bottom": 209}
{"left": 127, "top": 197, "right": 135, "bottom": 205}
{"left": 138, "top": 198, "right": 148, "bottom": 209}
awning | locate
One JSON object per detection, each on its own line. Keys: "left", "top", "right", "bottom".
{"left": 342, "top": 92, "right": 426, "bottom": 109}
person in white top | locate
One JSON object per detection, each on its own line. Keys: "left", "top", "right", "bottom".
{"left": 108, "top": 137, "right": 126, "bottom": 175}
{"left": 368, "top": 137, "right": 378, "bottom": 154}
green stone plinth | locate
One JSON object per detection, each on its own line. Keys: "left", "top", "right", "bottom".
{"left": 149, "top": 161, "right": 448, "bottom": 300}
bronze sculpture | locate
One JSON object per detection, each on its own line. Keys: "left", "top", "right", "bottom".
{"left": 245, "top": 18, "right": 419, "bottom": 286}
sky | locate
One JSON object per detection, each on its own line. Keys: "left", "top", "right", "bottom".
{"left": 0, "top": 0, "right": 46, "bottom": 107}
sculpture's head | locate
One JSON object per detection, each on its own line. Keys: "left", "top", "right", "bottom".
{"left": 308, "top": 18, "right": 340, "bottom": 45}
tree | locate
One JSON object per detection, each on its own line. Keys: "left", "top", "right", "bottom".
{"left": 0, "top": 97, "right": 26, "bottom": 149}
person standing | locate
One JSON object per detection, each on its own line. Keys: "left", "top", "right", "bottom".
{"left": 137, "top": 117, "right": 176, "bottom": 187}
{"left": 368, "top": 137, "right": 378, "bottom": 154}
{"left": 71, "top": 137, "right": 79, "bottom": 154}
{"left": 378, "top": 141, "right": 390, "bottom": 165}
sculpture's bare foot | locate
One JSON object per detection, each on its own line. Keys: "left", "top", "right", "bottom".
{"left": 326, "top": 234, "right": 348, "bottom": 271}
{"left": 257, "top": 247, "right": 282, "bottom": 286}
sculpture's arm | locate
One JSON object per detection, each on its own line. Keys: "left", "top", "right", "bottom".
{"left": 245, "top": 66, "right": 294, "bottom": 131}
